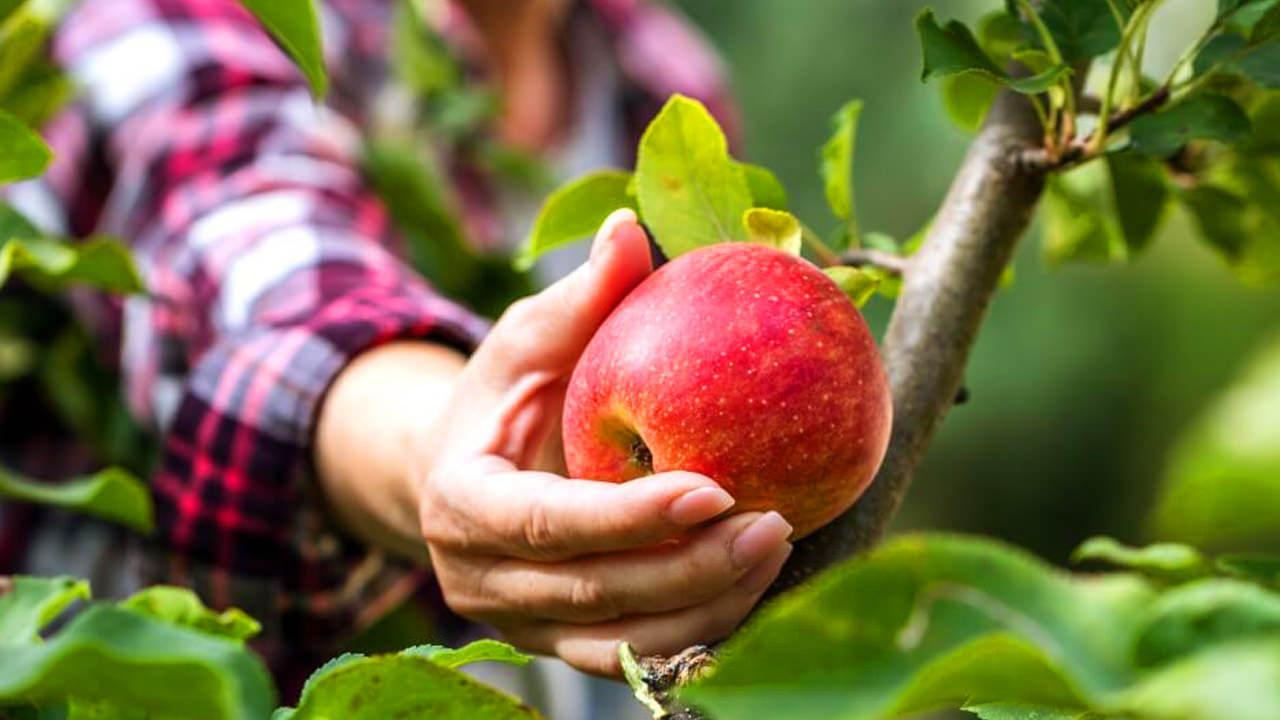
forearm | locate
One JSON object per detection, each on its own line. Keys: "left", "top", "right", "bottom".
{"left": 315, "top": 341, "right": 468, "bottom": 562}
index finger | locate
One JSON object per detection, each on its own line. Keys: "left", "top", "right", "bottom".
{"left": 422, "top": 458, "right": 738, "bottom": 561}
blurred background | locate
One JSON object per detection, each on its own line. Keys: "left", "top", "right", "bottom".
{"left": 671, "top": 0, "right": 1280, "bottom": 564}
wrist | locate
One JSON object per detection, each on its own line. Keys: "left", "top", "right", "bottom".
{"left": 316, "top": 341, "right": 467, "bottom": 561}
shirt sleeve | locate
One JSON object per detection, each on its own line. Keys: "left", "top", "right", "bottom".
{"left": 25, "top": 0, "right": 488, "bottom": 674}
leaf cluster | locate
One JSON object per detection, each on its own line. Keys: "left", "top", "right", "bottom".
{"left": 0, "top": 1, "right": 151, "bottom": 519}
{"left": 520, "top": 93, "right": 907, "bottom": 308}
{"left": 682, "top": 533, "right": 1280, "bottom": 720}
{"left": 918, "top": 1, "right": 1280, "bottom": 281}
{"left": 0, "top": 576, "right": 540, "bottom": 719}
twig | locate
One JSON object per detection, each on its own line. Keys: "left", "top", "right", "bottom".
{"left": 1101, "top": 84, "right": 1171, "bottom": 135}
{"left": 839, "top": 248, "right": 910, "bottom": 275}
{"left": 1022, "top": 84, "right": 1173, "bottom": 171}
{"left": 1077, "top": 95, "right": 1103, "bottom": 115}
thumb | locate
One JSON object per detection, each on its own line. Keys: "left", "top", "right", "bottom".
{"left": 482, "top": 208, "right": 652, "bottom": 376}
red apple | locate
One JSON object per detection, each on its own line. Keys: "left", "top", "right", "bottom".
{"left": 563, "top": 242, "right": 892, "bottom": 539}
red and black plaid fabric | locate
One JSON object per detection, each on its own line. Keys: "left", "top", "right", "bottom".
{"left": 1, "top": 0, "right": 736, "bottom": 686}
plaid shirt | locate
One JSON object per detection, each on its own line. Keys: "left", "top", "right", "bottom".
{"left": 1, "top": 0, "right": 734, "bottom": 692}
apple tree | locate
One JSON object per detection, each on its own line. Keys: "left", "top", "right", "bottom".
{"left": 4, "top": 0, "right": 1280, "bottom": 719}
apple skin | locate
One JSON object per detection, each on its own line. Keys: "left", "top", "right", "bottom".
{"left": 562, "top": 242, "right": 892, "bottom": 539}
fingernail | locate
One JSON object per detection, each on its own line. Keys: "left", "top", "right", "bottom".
{"left": 590, "top": 208, "right": 638, "bottom": 263}
{"left": 731, "top": 512, "right": 793, "bottom": 569}
{"left": 667, "top": 486, "right": 735, "bottom": 526}
{"left": 738, "top": 543, "right": 793, "bottom": 594}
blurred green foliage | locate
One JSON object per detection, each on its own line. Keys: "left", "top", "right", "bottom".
{"left": 672, "top": 0, "right": 1280, "bottom": 561}
{"left": 1152, "top": 332, "right": 1280, "bottom": 552}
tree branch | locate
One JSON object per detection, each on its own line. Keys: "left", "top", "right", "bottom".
{"left": 1024, "top": 84, "right": 1172, "bottom": 170}
{"left": 773, "top": 85, "right": 1048, "bottom": 591}
{"left": 840, "top": 248, "right": 910, "bottom": 275}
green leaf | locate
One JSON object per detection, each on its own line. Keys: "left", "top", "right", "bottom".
{"left": 517, "top": 170, "right": 635, "bottom": 269}
{"left": 1130, "top": 94, "right": 1252, "bottom": 158}
{"left": 1216, "top": 554, "right": 1280, "bottom": 585}
{"left": 403, "top": 639, "right": 532, "bottom": 669}
{"left": 1031, "top": 0, "right": 1124, "bottom": 61}
{"left": 362, "top": 139, "right": 536, "bottom": 320}
{"left": 0, "top": 0, "right": 24, "bottom": 24}
{"left": 941, "top": 73, "right": 1000, "bottom": 132}
{"left": 389, "top": 0, "right": 459, "bottom": 98}
{"left": 681, "top": 534, "right": 1154, "bottom": 720}
{"left": 738, "top": 162, "right": 788, "bottom": 210}
{"left": 120, "top": 587, "right": 261, "bottom": 642}
{"left": 1196, "top": 33, "right": 1248, "bottom": 76}
{"left": 979, "top": 11, "right": 1029, "bottom": 65}
{"left": 289, "top": 652, "right": 365, "bottom": 713}
{"left": 1, "top": 61, "right": 75, "bottom": 129}
{"left": 1196, "top": 33, "right": 1280, "bottom": 89}
{"left": 864, "top": 232, "right": 900, "bottom": 253}
{"left": 279, "top": 653, "right": 540, "bottom": 720}
{"left": 634, "top": 94, "right": 751, "bottom": 257}
{"left": 0, "top": 109, "right": 50, "bottom": 182}
{"left": 966, "top": 704, "right": 1092, "bottom": 720}
{"left": 1180, "top": 158, "right": 1280, "bottom": 285}
{"left": 0, "top": 0, "right": 72, "bottom": 102}
{"left": 1133, "top": 579, "right": 1280, "bottom": 666}
{"left": 917, "top": 10, "right": 1069, "bottom": 94}
{"left": 1152, "top": 333, "right": 1280, "bottom": 551}
{"left": 917, "top": 9, "right": 1003, "bottom": 82}
{"left": 1038, "top": 150, "right": 1166, "bottom": 266}
{"left": 1253, "top": 4, "right": 1280, "bottom": 43}
{"left": 1070, "top": 537, "right": 1211, "bottom": 582}
{"left": 1042, "top": 162, "right": 1128, "bottom": 265}
{"left": 237, "top": 0, "right": 328, "bottom": 97}
{"left": 0, "top": 199, "right": 38, "bottom": 238}
{"left": 1106, "top": 151, "right": 1170, "bottom": 255}
{"left": 820, "top": 100, "right": 862, "bottom": 225}
{"left": 0, "top": 576, "right": 90, "bottom": 645}
{"left": 0, "top": 465, "right": 153, "bottom": 533}
{"left": 0, "top": 605, "right": 275, "bottom": 718}
{"left": 1238, "top": 40, "right": 1280, "bottom": 87}
{"left": 823, "top": 266, "right": 880, "bottom": 308}
{"left": 1006, "top": 65, "right": 1073, "bottom": 94}
{"left": 1115, "top": 637, "right": 1280, "bottom": 720}
{"left": 1219, "top": 0, "right": 1280, "bottom": 25}
{"left": 743, "top": 208, "right": 801, "bottom": 255}
{"left": 0, "top": 234, "right": 145, "bottom": 295}
{"left": 1249, "top": 92, "right": 1280, "bottom": 153}
{"left": 1182, "top": 184, "right": 1252, "bottom": 261}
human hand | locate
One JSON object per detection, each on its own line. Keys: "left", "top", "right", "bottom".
{"left": 417, "top": 209, "right": 793, "bottom": 675}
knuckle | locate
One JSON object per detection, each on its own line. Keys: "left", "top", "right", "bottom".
{"left": 437, "top": 561, "right": 501, "bottom": 622}
{"left": 521, "top": 496, "right": 564, "bottom": 558}
{"left": 567, "top": 576, "right": 618, "bottom": 619}
{"left": 418, "top": 471, "right": 465, "bottom": 547}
